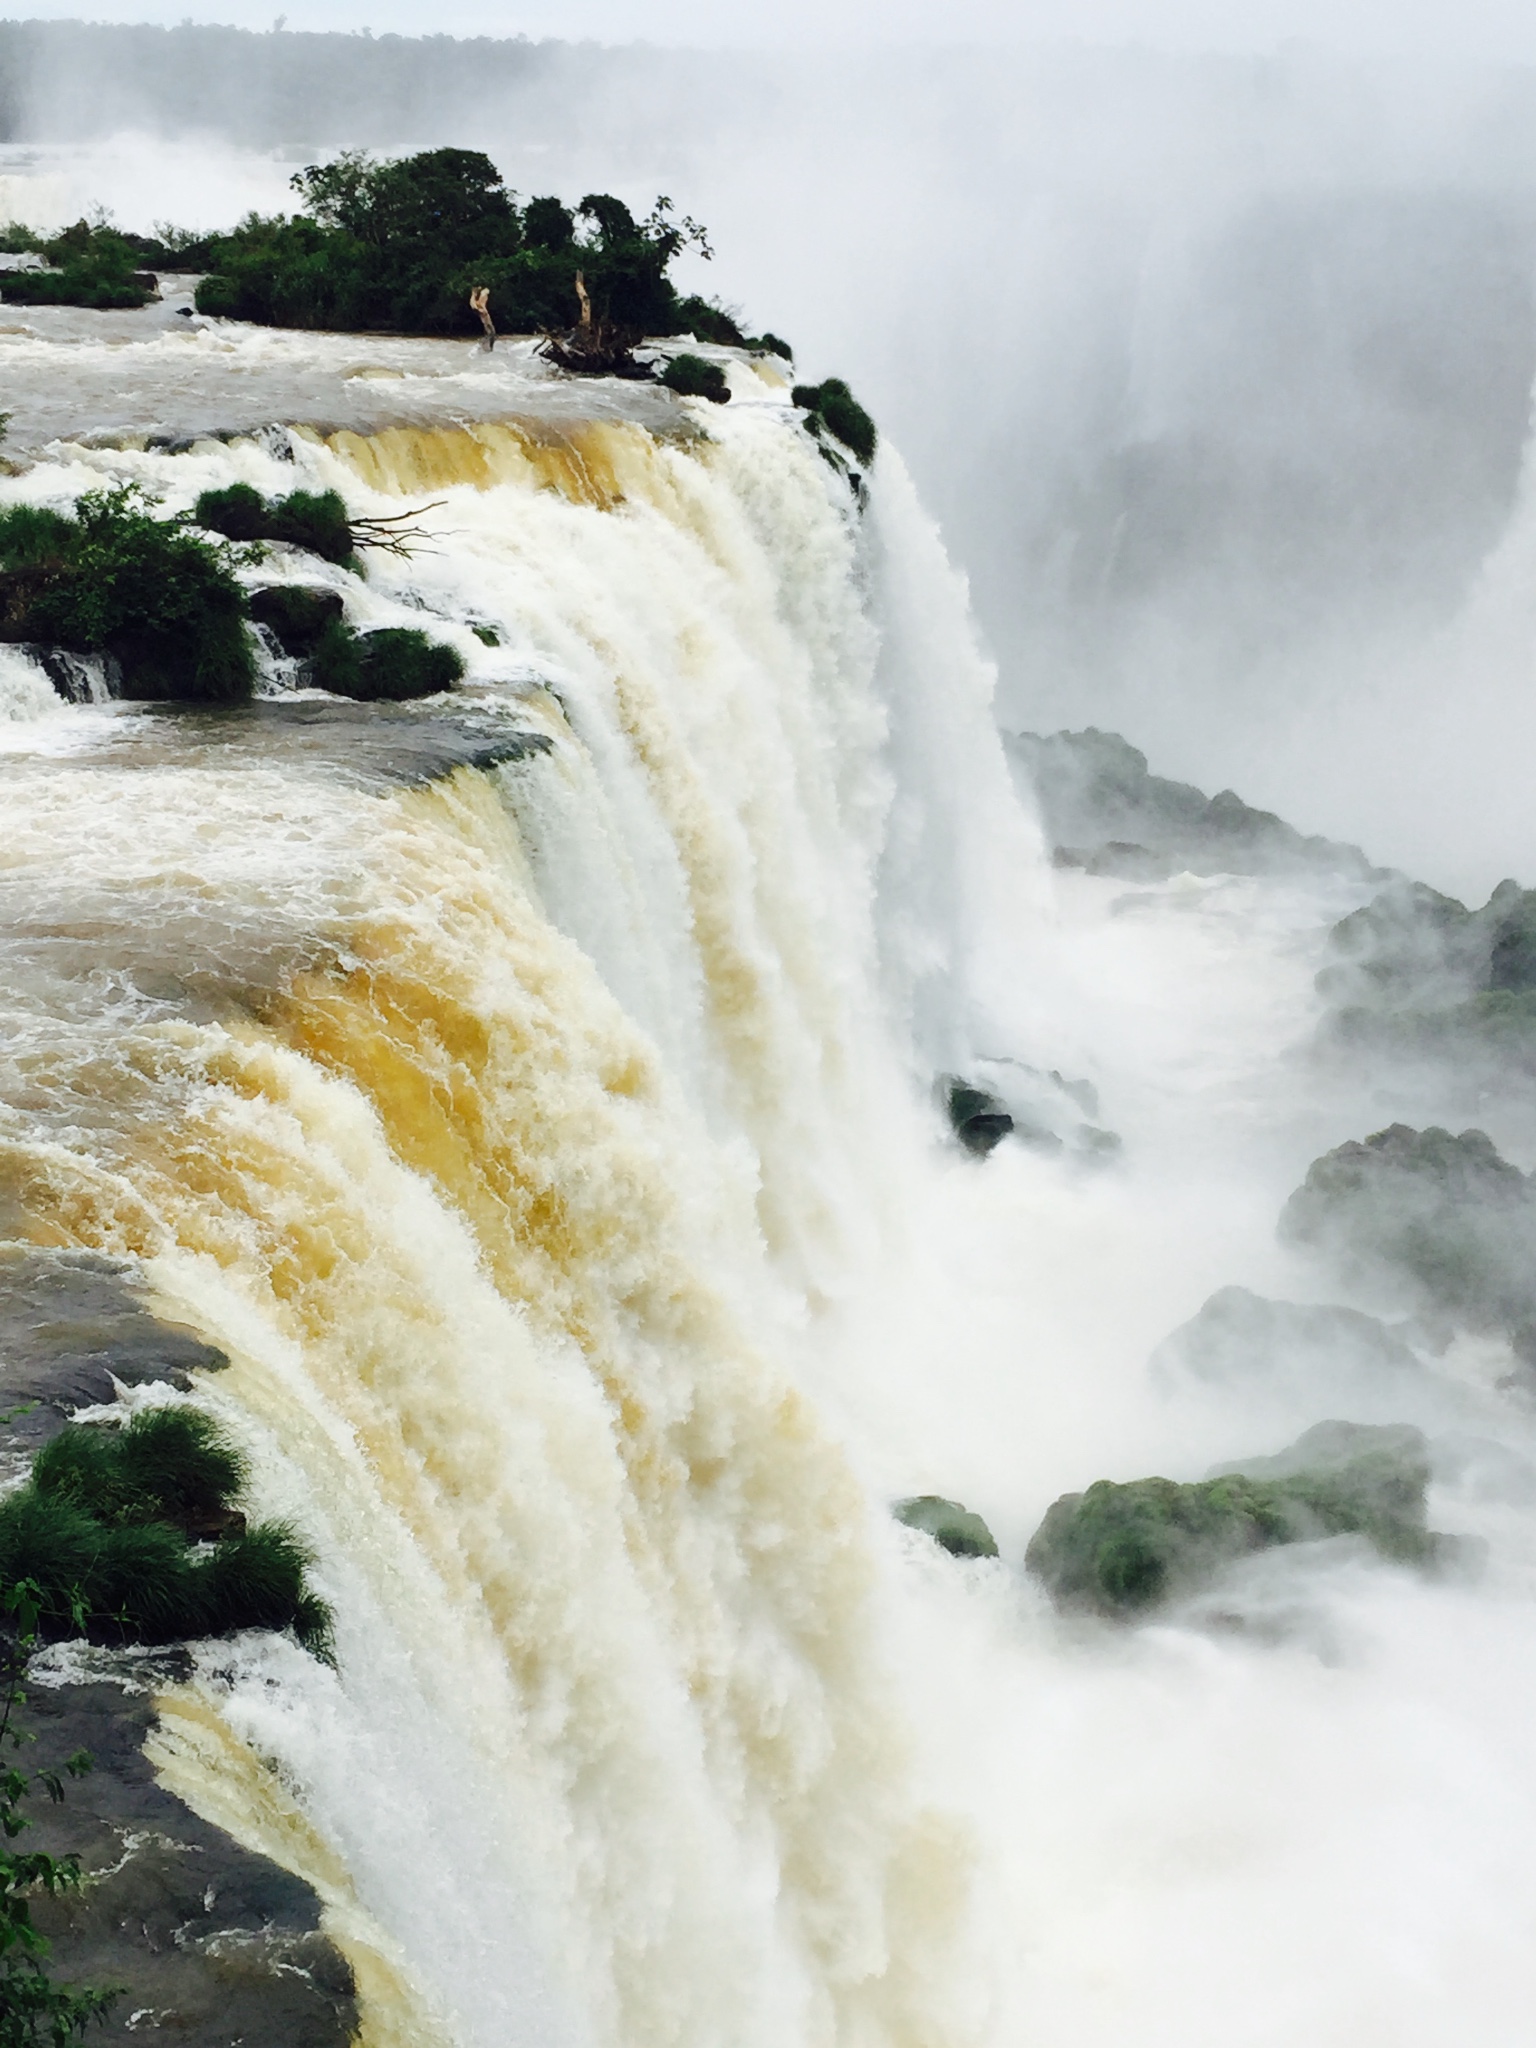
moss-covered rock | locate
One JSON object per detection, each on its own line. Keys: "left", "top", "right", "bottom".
{"left": 307, "top": 621, "right": 464, "bottom": 702}
{"left": 659, "top": 352, "right": 730, "bottom": 403}
{"left": 1281, "top": 1123, "right": 1536, "bottom": 1357}
{"left": 792, "top": 378, "right": 878, "bottom": 472}
{"left": 247, "top": 583, "right": 345, "bottom": 657}
{"left": 893, "top": 1495, "right": 999, "bottom": 1558}
{"left": 1025, "top": 1420, "right": 1442, "bottom": 1617}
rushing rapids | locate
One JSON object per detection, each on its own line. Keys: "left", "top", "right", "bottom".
{"left": 0, "top": 358, "right": 1041, "bottom": 2047}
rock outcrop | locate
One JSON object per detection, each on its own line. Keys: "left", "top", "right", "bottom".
{"left": 1008, "top": 727, "right": 1380, "bottom": 884}
{"left": 1025, "top": 1420, "right": 1443, "bottom": 1617}
{"left": 893, "top": 1495, "right": 999, "bottom": 1558}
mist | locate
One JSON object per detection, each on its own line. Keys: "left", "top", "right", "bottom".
{"left": 8, "top": 22, "right": 1536, "bottom": 890}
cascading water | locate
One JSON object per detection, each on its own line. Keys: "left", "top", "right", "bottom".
{"left": 0, "top": 381, "right": 1034, "bottom": 2048}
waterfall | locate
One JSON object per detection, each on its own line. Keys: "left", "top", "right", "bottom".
{"left": 0, "top": 397, "right": 1041, "bottom": 2047}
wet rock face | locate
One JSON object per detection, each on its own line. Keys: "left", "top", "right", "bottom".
{"left": 1318, "top": 875, "right": 1536, "bottom": 1076}
{"left": 25, "top": 1663, "right": 355, "bottom": 2048}
{"left": 1025, "top": 1420, "right": 1443, "bottom": 1618}
{"left": 893, "top": 1495, "right": 999, "bottom": 1558}
{"left": 1280, "top": 1123, "right": 1536, "bottom": 1361}
{"left": 0, "top": 1251, "right": 354, "bottom": 2045}
{"left": 943, "top": 1080, "right": 1014, "bottom": 1157}
{"left": 1151, "top": 1285, "right": 1422, "bottom": 1398}
{"left": 1008, "top": 727, "right": 1379, "bottom": 883}
{"left": 0, "top": 1247, "right": 229, "bottom": 1459}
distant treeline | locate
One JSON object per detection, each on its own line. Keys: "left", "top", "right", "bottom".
{"left": 0, "top": 18, "right": 628, "bottom": 145}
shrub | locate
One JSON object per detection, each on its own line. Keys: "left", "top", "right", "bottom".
{"left": 193, "top": 484, "right": 357, "bottom": 569}
{"left": 793, "top": 377, "right": 878, "bottom": 470}
{"left": 0, "top": 487, "right": 254, "bottom": 704}
{"left": 311, "top": 624, "right": 464, "bottom": 702}
{"left": 0, "top": 220, "right": 156, "bottom": 311}
{"left": 659, "top": 353, "right": 731, "bottom": 404}
{"left": 674, "top": 294, "right": 745, "bottom": 346}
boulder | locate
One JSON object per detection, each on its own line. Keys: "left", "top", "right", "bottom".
{"left": 1150, "top": 1284, "right": 1421, "bottom": 1394}
{"left": 1025, "top": 1420, "right": 1442, "bottom": 1617}
{"left": 942, "top": 1079, "right": 1013, "bottom": 1157}
{"left": 893, "top": 1495, "right": 999, "bottom": 1558}
{"left": 1280, "top": 1124, "right": 1536, "bottom": 1360}
{"left": 247, "top": 584, "right": 345, "bottom": 659}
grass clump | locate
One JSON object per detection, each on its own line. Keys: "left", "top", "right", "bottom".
{"left": 0, "top": 1409, "right": 333, "bottom": 1660}
{"left": 0, "top": 486, "right": 254, "bottom": 703}
{"left": 193, "top": 482, "right": 358, "bottom": 569}
{"left": 658, "top": 352, "right": 731, "bottom": 404}
{"left": 308, "top": 621, "right": 465, "bottom": 702}
{"left": 792, "top": 377, "right": 878, "bottom": 471}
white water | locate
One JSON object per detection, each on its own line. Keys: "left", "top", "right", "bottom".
{"left": 5, "top": 328, "right": 1536, "bottom": 2048}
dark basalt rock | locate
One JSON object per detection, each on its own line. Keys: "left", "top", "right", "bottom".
{"left": 943, "top": 1080, "right": 1014, "bottom": 1156}
{"left": 246, "top": 585, "right": 345, "bottom": 659}
{"left": 0, "top": 1247, "right": 228, "bottom": 1457}
{"left": 1011, "top": 727, "right": 1381, "bottom": 883}
{"left": 1026, "top": 1420, "right": 1443, "bottom": 1617}
{"left": 1280, "top": 1123, "right": 1536, "bottom": 1361}
{"left": 26, "top": 1662, "right": 356, "bottom": 2047}
{"left": 893, "top": 1495, "right": 999, "bottom": 1558}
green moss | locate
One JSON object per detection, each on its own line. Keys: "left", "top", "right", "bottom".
{"left": 1026, "top": 1423, "right": 1440, "bottom": 1617}
{"left": 0, "top": 486, "right": 254, "bottom": 704}
{"left": 469, "top": 622, "right": 502, "bottom": 647}
{"left": 893, "top": 1495, "right": 999, "bottom": 1558}
{"left": 248, "top": 583, "right": 345, "bottom": 657}
{"left": 659, "top": 352, "right": 731, "bottom": 404}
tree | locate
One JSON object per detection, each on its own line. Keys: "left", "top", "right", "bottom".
{"left": 0, "top": 1580, "right": 117, "bottom": 2046}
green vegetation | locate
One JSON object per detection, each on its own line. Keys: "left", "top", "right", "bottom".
{"left": 658, "top": 353, "right": 730, "bottom": 404}
{"left": 247, "top": 583, "right": 344, "bottom": 656}
{"left": 0, "top": 487, "right": 254, "bottom": 703}
{"left": 0, "top": 1581, "right": 117, "bottom": 2043}
{"left": 193, "top": 482, "right": 357, "bottom": 569}
{"left": 893, "top": 1495, "right": 999, "bottom": 1559}
{"left": 0, "top": 1409, "right": 332, "bottom": 1659}
{"left": 1026, "top": 1422, "right": 1440, "bottom": 1617}
{"left": 307, "top": 621, "right": 465, "bottom": 702}
{"left": 792, "top": 378, "right": 878, "bottom": 471}
{"left": 191, "top": 148, "right": 741, "bottom": 358}
{"left": 0, "top": 219, "right": 156, "bottom": 311}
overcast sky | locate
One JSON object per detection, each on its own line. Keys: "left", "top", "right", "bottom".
{"left": 10, "top": 0, "right": 1536, "bottom": 61}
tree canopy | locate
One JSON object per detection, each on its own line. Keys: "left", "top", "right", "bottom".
{"left": 193, "top": 147, "right": 736, "bottom": 343}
